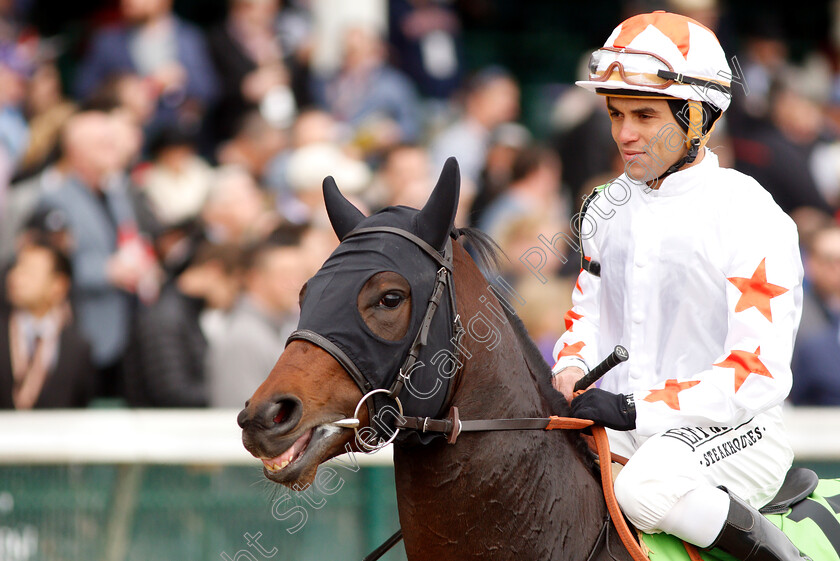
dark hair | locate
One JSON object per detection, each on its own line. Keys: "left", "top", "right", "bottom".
{"left": 243, "top": 223, "right": 309, "bottom": 271}
{"left": 147, "top": 123, "right": 198, "bottom": 158}
{"left": 187, "top": 242, "right": 244, "bottom": 275}
{"left": 464, "top": 65, "right": 515, "bottom": 96}
{"left": 20, "top": 237, "right": 73, "bottom": 282}
{"left": 510, "top": 145, "right": 558, "bottom": 183}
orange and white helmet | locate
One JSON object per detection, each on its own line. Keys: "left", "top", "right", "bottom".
{"left": 576, "top": 11, "right": 733, "bottom": 113}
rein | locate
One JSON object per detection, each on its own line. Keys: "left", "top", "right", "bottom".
{"left": 360, "top": 409, "right": 647, "bottom": 561}
{"left": 305, "top": 227, "right": 687, "bottom": 561}
{"left": 365, "top": 411, "right": 702, "bottom": 561}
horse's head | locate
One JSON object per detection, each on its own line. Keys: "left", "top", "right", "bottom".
{"left": 238, "top": 158, "right": 462, "bottom": 487}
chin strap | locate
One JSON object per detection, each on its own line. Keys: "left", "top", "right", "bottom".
{"left": 652, "top": 99, "right": 709, "bottom": 185}
{"left": 659, "top": 136, "right": 701, "bottom": 178}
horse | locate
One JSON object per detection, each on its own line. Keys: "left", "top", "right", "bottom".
{"left": 237, "top": 158, "right": 634, "bottom": 560}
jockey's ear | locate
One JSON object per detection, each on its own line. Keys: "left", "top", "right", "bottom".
{"left": 323, "top": 175, "right": 366, "bottom": 241}
{"left": 417, "top": 157, "right": 460, "bottom": 251}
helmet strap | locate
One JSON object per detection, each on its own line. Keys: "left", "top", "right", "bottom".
{"left": 653, "top": 100, "right": 707, "bottom": 184}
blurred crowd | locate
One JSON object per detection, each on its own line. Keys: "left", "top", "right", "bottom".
{"left": 2, "top": 0, "right": 840, "bottom": 409}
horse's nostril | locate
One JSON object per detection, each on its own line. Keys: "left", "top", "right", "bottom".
{"left": 273, "top": 399, "right": 295, "bottom": 424}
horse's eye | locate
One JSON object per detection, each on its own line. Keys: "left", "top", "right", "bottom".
{"left": 380, "top": 293, "right": 403, "bottom": 309}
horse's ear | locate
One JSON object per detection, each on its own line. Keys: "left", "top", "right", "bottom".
{"left": 323, "top": 175, "right": 365, "bottom": 240}
{"left": 417, "top": 157, "right": 460, "bottom": 251}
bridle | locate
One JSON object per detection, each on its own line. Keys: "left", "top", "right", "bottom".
{"left": 288, "top": 225, "right": 655, "bottom": 561}
{"left": 287, "top": 225, "right": 465, "bottom": 449}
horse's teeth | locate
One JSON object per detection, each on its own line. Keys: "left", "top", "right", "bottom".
{"left": 272, "top": 463, "right": 281, "bottom": 470}
{"left": 280, "top": 460, "right": 289, "bottom": 468}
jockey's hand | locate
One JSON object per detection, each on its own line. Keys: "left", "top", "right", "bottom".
{"left": 571, "top": 389, "right": 636, "bottom": 431}
{"left": 551, "top": 366, "right": 584, "bottom": 404}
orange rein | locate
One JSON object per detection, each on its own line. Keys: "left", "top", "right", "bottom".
{"left": 546, "top": 417, "right": 703, "bottom": 561}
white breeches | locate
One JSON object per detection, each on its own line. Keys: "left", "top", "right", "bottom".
{"left": 608, "top": 409, "right": 794, "bottom": 535}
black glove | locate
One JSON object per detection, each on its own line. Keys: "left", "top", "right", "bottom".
{"left": 571, "top": 389, "right": 636, "bottom": 431}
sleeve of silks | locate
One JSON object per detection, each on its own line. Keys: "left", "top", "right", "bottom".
{"left": 633, "top": 200, "right": 804, "bottom": 436}
{"left": 552, "top": 236, "right": 603, "bottom": 378}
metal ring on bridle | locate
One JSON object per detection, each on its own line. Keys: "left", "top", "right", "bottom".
{"left": 352, "top": 388, "right": 404, "bottom": 451}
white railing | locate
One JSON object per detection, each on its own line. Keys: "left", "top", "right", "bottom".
{"left": 0, "top": 406, "right": 838, "bottom": 465}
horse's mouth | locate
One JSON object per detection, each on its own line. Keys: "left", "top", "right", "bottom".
{"left": 258, "top": 424, "right": 341, "bottom": 484}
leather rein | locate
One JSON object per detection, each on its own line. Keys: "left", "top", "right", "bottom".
{"left": 315, "top": 227, "right": 698, "bottom": 561}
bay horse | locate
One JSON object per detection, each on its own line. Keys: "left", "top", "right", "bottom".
{"left": 238, "top": 158, "right": 633, "bottom": 560}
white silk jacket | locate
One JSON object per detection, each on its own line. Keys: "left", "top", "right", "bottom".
{"left": 553, "top": 149, "right": 804, "bottom": 436}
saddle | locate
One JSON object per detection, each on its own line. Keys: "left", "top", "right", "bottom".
{"left": 592, "top": 435, "right": 820, "bottom": 561}
{"left": 759, "top": 467, "right": 819, "bottom": 515}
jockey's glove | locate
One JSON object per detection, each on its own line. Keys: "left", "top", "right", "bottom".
{"left": 571, "top": 389, "right": 636, "bottom": 431}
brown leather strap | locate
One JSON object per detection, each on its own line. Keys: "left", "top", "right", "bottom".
{"left": 396, "top": 408, "right": 595, "bottom": 444}
{"left": 683, "top": 542, "right": 703, "bottom": 561}
{"left": 393, "top": 409, "right": 710, "bottom": 560}
{"left": 592, "top": 426, "right": 650, "bottom": 561}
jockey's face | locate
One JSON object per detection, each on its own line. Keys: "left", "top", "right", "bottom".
{"left": 607, "top": 96, "right": 691, "bottom": 185}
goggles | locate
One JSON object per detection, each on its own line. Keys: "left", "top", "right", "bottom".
{"left": 588, "top": 47, "right": 730, "bottom": 93}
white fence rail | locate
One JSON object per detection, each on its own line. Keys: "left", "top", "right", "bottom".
{"left": 0, "top": 406, "right": 838, "bottom": 465}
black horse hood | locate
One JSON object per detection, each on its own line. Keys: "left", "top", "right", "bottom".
{"left": 291, "top": 158, "right": 462, "bottom": 443}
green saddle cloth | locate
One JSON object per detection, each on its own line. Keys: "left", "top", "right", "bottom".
{"left": 641, "top": 479, "right": 840, "bottom": 560}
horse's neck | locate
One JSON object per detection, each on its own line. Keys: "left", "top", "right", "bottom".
{"left": 393, "top": 284, "right": 612, "bottom": 560}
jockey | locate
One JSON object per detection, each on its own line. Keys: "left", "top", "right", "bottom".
{"left": 551, "top": 11, "right": 809, "bottom": 561}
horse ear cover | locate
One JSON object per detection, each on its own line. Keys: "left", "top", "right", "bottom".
{"left": 416, "top": 157, "right": 460, "bottom": 251}
{"left": 323, "top": 175, "right": 366, "bottom": 240}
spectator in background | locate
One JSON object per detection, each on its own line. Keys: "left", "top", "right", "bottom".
{"left": 207, "top": 224, "right": 308, "bottom": 408}
{"left": 206, "top": 0, "right": 298, "bottom": 143}
{"left": 202, "top": 165, "right": 278, "bottom": 244}
{"left": 515, "top": 274, "right": 574, "bottom": 365}
{"left": 264, "top": 108, "right": 338, "bottom": 196}
{"left": 0, "top": 38, "right": 31, "bottom": 214}
{"left": 0, "top": 155, "right": 65, "bottom": 266}
{"left": 0, "top": 238, "right": 95, "bottom": 409}
{"left": 86, "top": 72, "right": 159, "bottom": 135}
{"left": 285, "top": 142, "right": 371, "bottom": 228}
{"left": 125, "top": 242, "right": 242, "bottom": 407}
{"left": 388, "top": 0, "right": 463, "bottom": 102}
{"left": 790, "top": 325, "right": 840, "bottom": 406}
{"left": 136, "top": 124, "right": 214, "bottom": 227}
{"left": 315, "top": 24, "right": 421, "bottom": 157}
{"left": 469, "top": 121, "right": 531, "bottom": 227}
{"left": 791, "top": 223, "right": 840, "bottom": 406}
{"left": 428, "top": 66, "right": 520, "bottom": 202}
{"left": 549, "top": 82, "right": 614, "bottom": 208}
{"left": 493, "top": 214, "right": 567, "bottom": 285}
{"left": 732, "top": 67, "right": 836, "bottom": 218}
{"left": 372, "top": 143, "right": 433, "bottom": 210}
{"left": 74, "top": 0, "right": 219, "bottom": 138}
{"left": 36, "top": 109, "right": 158, "bottom": 396}
{"left": 798, "top": 224, "right": 840, "bottom": 342}
{"left": 18, "top": 56, "right": 76, "bottom": 180}
{"left": 216, "top": 110, "right": 287, "bottom": 181}
{"left": 477, "top": 145, "right": 567, "bottom": 242}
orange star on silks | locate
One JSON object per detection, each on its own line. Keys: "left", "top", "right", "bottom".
{"left": 727, "top": 258, "right": 788, "bottom": 322}
{"left": 643, "top": 379, "right": 701, "bottom": 410}
{"left": 564, "top": 310, "right": 583, "bottom": 332}
{"left": 557, "top": 341, "right": 586, "bottom": 360}
{"left": 713, "top": 346, "right": 773, "bottom": 392}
